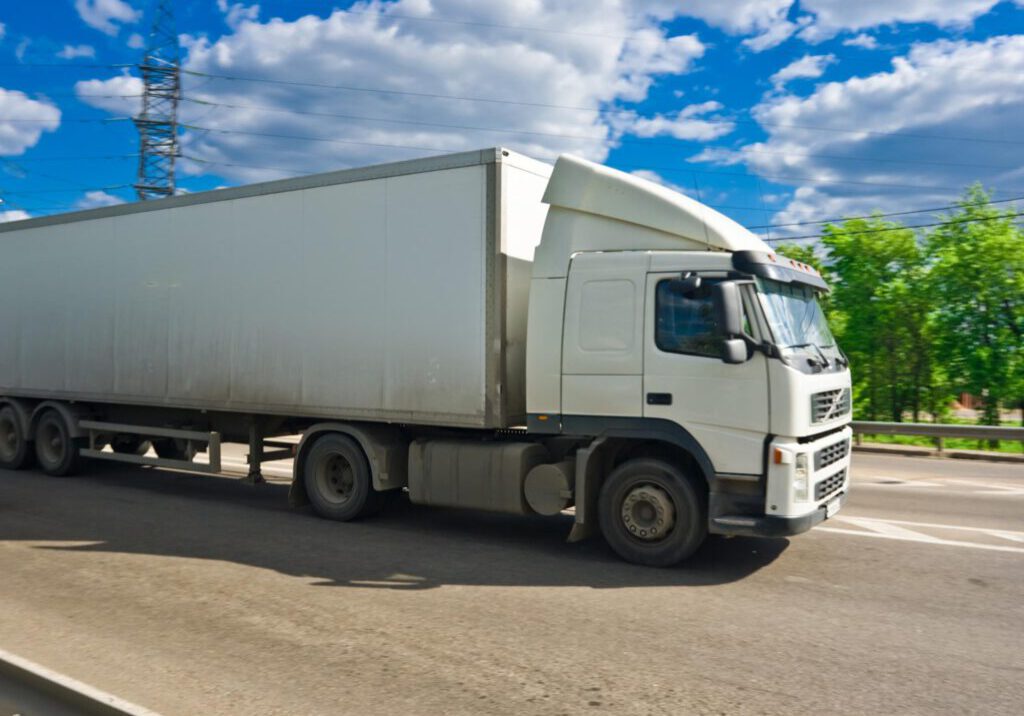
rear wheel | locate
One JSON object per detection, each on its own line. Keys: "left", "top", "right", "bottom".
{"left": 0, "top": 406, "right": 34, "bottom": 470}
{"left": 34, "top": 410, "right": 84, "bottom": 477}
{"left": 598, "top": 458, "right": 706, "bottom": 567}
{"left": 303, "top": 433, "right": 382, "bottom": 521}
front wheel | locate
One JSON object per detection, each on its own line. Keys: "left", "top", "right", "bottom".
{"left": 598, "top": 458, "right": 707, "bottom": 567}
{"left": 303, "top": 433, "right": 383, "bottom": 521}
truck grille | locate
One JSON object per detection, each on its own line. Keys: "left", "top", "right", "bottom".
{"left": 815, "top": 439, "right": 849, "bottom": 471}
{"left": 815, "top": 468, "right": 846, "bottom": 502}
{"left": 811, "top": 388, "right": 851, "bottom": 424}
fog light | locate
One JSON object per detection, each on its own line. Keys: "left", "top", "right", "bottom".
{"left": 793, "top": 453, "right": 810, "bottom": 501}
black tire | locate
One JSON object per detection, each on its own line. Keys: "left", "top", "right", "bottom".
{"left": 111, "top": 435, "right": 152, "bottom": 456}
{"left": 33, "top": 410, "right": 84, "bottom": 477}
{"left": 0, "top": 405, "right": 34, "bottom": 470}
{"left": 303, "top": 433, "right": 382, "bottom": 521}
{"left": 598, "top": 458, "right": 707, "bottom": 567}
{"left": 153, "top": 439, "right": 197, "bottom": 461}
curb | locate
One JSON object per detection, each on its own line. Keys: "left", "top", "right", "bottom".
{"left": 0, "top": 647, "right": 161, "bottom": 716}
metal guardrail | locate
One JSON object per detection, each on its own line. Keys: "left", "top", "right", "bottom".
{"left": 851, "top": 420, "right": 1024, "bottom": 452}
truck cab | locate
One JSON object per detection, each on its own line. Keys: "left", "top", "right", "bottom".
{"left": 525, "top": 155, "right": 852, "bottom": 564}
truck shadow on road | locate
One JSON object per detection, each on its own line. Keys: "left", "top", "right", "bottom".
{"left": 1, "top": 464, "right": 789, "bottom": 590}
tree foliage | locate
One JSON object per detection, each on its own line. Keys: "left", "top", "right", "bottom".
{"left": 776, "top": 186, "right": 1023, "bottom": 424}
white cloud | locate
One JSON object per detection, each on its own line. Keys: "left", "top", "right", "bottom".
{"left": 127, "top": 33, "right": 144, "bottom": 49}
{"left": 843, "top": 33, "right": 878, "bottom": 49}
{"left": 74, "top": 0, "right": 141, "bottom": 36}
{"left": 704, "top": 36, "right": 1024, "bottom": 231}
{"left": 15, "top": 39, "right": 30, "bottom": 62}
{"left": 798, "top": 0, "right": 1002, "bottom": 43}
{"left": 653, "top": 1, "right": 1006, "bottom": 50}
{"left": 769, "top": 53, "right": 836, "bottom": 88}
{"left": 217, "top": 2, "right": 260, "bottom": 30}
{"left": 618, "top": 101, "right": 734, "bottom": 141}
{"left": 648, "top": 0, "right": 807, "bottom": 52}
{"left": 76, "top": 190, "right": 126, "bottom": 209}
{"left": 57, "top": 44, "right": 97, "bottom": 59}
{"left": 75, "top": 72, "right": 143, "bottom": 115}
{"left": 84, "top": 2, "right": 708, "bottom": 183}
{"left": 0, "top": 22, "right": 5, "bottom": 41}
{"left": 0, "top": 88, "right": 61, "bottom": 155}
{"left": 0, "top": 210, "right": 31, "bottom": 223}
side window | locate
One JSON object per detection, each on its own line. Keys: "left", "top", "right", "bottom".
{"left": 655, "top": 278, "right": 722, "bottom": 358}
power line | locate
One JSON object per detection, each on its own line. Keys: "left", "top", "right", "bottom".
{"left": 623, "top": 160, "right": 1024, "bottom": 194}
{"left": 0, "top": 185, "right": 132, "bottom": 195}
{"left": 181, "top": 68, "right": 1024, "bottom": 146}
{"left": 765, "top": 211, "right": 1024, "bottom": 242}
{"left": 181, "top": 123, "right": 1020, "bottom": 194}
{"left": 748, "top": 196, "right": 1024, "bottom": 229}
{"left": 179, "top": 96, "right": 1018, "bottom": 172}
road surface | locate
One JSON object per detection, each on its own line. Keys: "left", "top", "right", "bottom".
{"left": 1, "top": 450, "right": 1022, "bottom": 715}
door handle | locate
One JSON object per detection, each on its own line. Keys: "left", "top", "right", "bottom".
{"left": 646, "top": 393, "right": 672, "bottom": 406}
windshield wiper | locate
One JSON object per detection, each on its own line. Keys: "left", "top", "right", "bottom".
{"left": 786, "top": 342, "right": 831, "bottom": 368}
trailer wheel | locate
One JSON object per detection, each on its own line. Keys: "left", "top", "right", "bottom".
{"left": 303, "top": 433, "right": 381, "bottom": 521}
{"left": 0, "top": 405, "right": 34, "bottom": 470}
{"left": 153, "top": 439, "right": 197, "bottom": 461}
{"left": 111, "top": 436, "right": 152, "bottom": 456}
{"left": 33, "top": 410, "right": 84, "bottom": 477}
{"left": 598, "top": 458, "right": 706, "bottom": 567}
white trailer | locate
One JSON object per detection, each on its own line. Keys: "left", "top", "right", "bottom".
{"left": 0, "top": 148, "right": 853, "bottom": 566}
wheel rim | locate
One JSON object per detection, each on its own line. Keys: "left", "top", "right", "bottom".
{"left": 313, "top": 452, "right": 356, "bottom": 505}
{"left": 37, "top": 419, "right": 65, "bottom": 467}
{"left": 0, "top": 413, "right": 19, "bottom": 462}
{"left": 621, "top": 483, "right": 676, "bottom": 542}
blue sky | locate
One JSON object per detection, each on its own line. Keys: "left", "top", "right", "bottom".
{"left": 2, "top": 1, "right": 1023, "bottom": 241}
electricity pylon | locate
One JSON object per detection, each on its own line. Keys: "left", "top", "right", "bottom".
{"left": 133, "top": 0, "right": 181, "bottom": 201}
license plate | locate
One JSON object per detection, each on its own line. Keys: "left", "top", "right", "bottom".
{"left": 825, "top": 497, "right": 841, "bottom": 518}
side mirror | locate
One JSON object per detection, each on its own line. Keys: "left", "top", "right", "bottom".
{"left": 712, "top": 281, "right": 744, "bottom": 337}
{"left": 722, "top": 338, "right": 748, "bottom": 365}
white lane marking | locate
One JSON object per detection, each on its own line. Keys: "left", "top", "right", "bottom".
{"left": 815, "top": 527, "right": 1024, "bottom": 554}
{"left": 836, "top": 517, "right": 945, "bottom": 543}
{"left": 837, "top": 516, "right": 1024, "bottom": 539}
{"left": 817, "top": 516, "right": 1024, "bottom": 554}
{"left": 944, "top": 479, "right": 1024, "bottom": 496}
{"left": 0, "top": 646, "right": 162, "bottom": 715}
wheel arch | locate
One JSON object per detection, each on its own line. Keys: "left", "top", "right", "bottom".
{"left": 564, "top": 418, "right": 717, "bottom": 543}
{"left": 29, "top": 400, "right": 89, "bottom": 439}
{"left": 290, "top": 422, "right": 408, "bottom": 507}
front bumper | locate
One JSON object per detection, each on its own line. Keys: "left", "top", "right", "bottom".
{"left": 711, "top": 490, "right": 846, "bottom": 538}
{"left": 708, "top": 426, "right": 852, "bottom": 538}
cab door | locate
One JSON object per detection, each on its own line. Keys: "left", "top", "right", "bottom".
{"left": 643, "top": 273, "right": 769, "bottom": 476}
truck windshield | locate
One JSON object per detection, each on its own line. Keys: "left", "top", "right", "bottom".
{"left": 755, "top": 277, "right": 837, "bottom": 360}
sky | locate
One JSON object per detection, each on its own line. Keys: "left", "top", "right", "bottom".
{"left": 1, "top": 0, "right": 1023, "bottom": 242}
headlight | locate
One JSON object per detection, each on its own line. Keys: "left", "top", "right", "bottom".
{"left": 793, "top": 453, "right": 810, "bottom": 501}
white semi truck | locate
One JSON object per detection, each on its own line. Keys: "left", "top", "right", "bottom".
{"left": 0, "top": 148, "right": 852, "bottom": 566}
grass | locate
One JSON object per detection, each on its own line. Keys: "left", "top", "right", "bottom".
{"left": 859, "top": 433, "right": 1024, "bottom": 455}
{"left": 856, "top": 416, "right": 1024, "bottom": 454}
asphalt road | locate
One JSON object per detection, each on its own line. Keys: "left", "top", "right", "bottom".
{"left": 1, "top": 450, "right": 1022, "bottom": 715}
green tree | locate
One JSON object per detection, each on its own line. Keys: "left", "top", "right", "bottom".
{"left": 816, "top": 217, "right": 944, "bottom": 421}
{"left": 927, "top": 185, "right": 1024, "bottom": 426}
